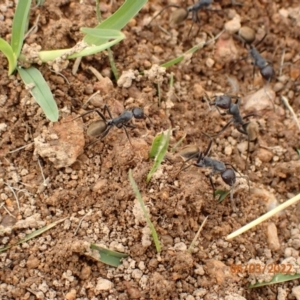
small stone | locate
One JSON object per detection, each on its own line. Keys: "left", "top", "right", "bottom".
{"left": 224, "top": 145, "right": 232, "bottom": 156}
{"left": 279, "top": 8, "right": 289, "bottom": 18}
{"left": 244, "top": 87, "right": 275, "bottom": 112}
{"left": 292, "top": 286, "right": 300, "bottom": 300}
{"left": 214, "top": 33, "right": 239, "bottom": 63}
{"left": 94, "top": 77, "right": 114, "bottom": 95}
{"left": 267, "top": 222, "right": 280, "bottom": 251}
{"left": 224, "top": 16, "right": 241, "bottom": 34}
{"left": 26, "top": 257, "right": 40, "bottom": 269}
{"left": 132, "top": 269, "right": 143, "bottom": 280}
{"left": 117, "top": 70, "right": 136, "bottom": 88}
{"left": 256, "top": 148, "right": 273, "bottom": 163}
{"left": 65, "top": 289, "right": 76, "bottom": 300}
{"left": 193, "top": 83, "right": 205, "bottom": 99}
{"left": 93, "top": 179, "right": 108, "bottom": 193}
{"left": 277, "top": 287, "right": 287, "bottom": 300}
{"left": 174, "top": 242, "right": 187, "bottom": 251}
{"left": 95, "top": 278, "right": 114, "bottom": 292}
{"left": 292, "top": 239, "right": 300, "bottom": 250}
{"left": 206, "top": 57, "right": 215, "bottom": 68}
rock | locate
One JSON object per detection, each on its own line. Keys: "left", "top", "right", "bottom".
{"left": 225, "top": 294, "right": 247, "bottom": 300}
{"left": 267, "top": 222, "right": 280, "bottom": 251}
{"left": 34, "top": 116, "right": 85, "bottom": 169}
{"left": 65, "top": 289, "right": 76, "bottom": 300}
{"left": 244, "top": 87, "right": 275, "bottom": 112}
{"left": 95, "top": 278, "right": 114, "bottom": 292}
{"left": 174, "top": 242, "right": 187, "bottom": 251}
{"left": 256, "top": 148, "right": 273, "bottom": 162}
{"left": 94, "top": 77, "right": 113, "bottom": 95}
{"left": 214, "top": 33, "right": 239, "bottom": 63}
{"left": 205, "top": 259, "right": 236, "bottom": 285}
{"left": 292, "top": 286, "right": 300, "bottom": 300}
{"left": 117, "top": 70, "right": 136, "bottom": 88}
{"left": 277, "top": 287, "right": 288, "bottom": 300}
{"left": 224, "top": 15, "right": 241, "bottom": 34}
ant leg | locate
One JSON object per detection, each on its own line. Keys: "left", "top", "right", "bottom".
{"left": 94, "top": 109, "right": 108, "bottom": 123}
{"left": 86, "top": 125, "right": 112, "bottom": 147}
{"left": 103, "top": 105, "right": 114, "bottom": 119}
{"left": 229, "top": 185, "right": 238, "bottom": 212}
{"left": 211, "top": 119, "right": 234, "bottom": 137}
{"left": 69, "top": 109, "right": 100, "bottom": 122}
{"left": 122, "top": 126, "right": 133, "bottom": 147}
{"left": 148, "top": 4, "right": 182, "bottom": 26}
{"left": 208, "top": 173, "right": 216, "bottom": 198}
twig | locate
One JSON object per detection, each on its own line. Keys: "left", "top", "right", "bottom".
{"left": 9, "top": 142, "right": 34, "bottom": 153}
{"left": 74, "top": 210, "right": 92, "bottom": 235}
{"left": 72, "top": 57, "right": 82, "bottom": 75}
{"left": 37, "top": 158, "right": 48, "bottom": 187}
{"left": 88, "top": 66, "right": 103, "bottom": 80}
{"left": 279, "top": 48, "right": 285, "bottom": 77}
{"left": 188, "top": 216, "right": 208, "bottom": 252}
{"left": 281, "top": 95, "right": 300, "bottom": 132}
{"left": 83, "top": 91, "right": 101, "bottom": 108}
{"left": 227, "top": 193, "right": 300, "bottom": 240}
{"left": 4, "top": 182, "right": 20, "bottom": 213}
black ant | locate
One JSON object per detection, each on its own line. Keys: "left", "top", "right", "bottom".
{"left": 149, "top": 0, "right": 215, "bottom": 36}
{"left": 238, "top": 33, "right": 275, "bottom": 83}
{"left": 208, "top": 94, "right": 258, "bottom": 168}
{"left": 71, "top": 105, "right": 151, "bottom": 146}
{"left": 178, "top": 135, "right": 249, "bottom": 211}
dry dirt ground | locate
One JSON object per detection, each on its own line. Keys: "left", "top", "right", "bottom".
{"left": 1, "top": 0, "right": 300, "bottom": 299}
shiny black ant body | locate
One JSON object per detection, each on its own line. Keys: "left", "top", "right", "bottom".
{"left": 72, "top": 105, "right": 151, "bottom": 146}
{"left": 208, "top": 94, "right": 258, "bottom": 169}
{"left": 179, "top": 136, "right": 249, "bottom": 211}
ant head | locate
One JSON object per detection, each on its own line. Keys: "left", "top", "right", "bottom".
{"left": 87, "top": 120, "right": 107, "bottom": 137}
{"left": 221, "top": 168, "right": 236, "bottom": 187}
{"left": 213, "top": 95, "right": 232, "bottom": 110}
{"left": 132, "top": 107, "right": 145, "bottom": 119}
{"left": 260, "top": 64, "right": 274, "bottom": 81}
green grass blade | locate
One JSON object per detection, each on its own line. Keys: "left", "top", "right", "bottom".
{"left": 297, "top": 148, "right": 300, "bottom": 158}
{"left": 38, "top": 35, "right": 124, "bottom": 62}
{"left": 147, "top": 129, "right": 171, "bottom": 183}
{"left": 161, "top": 44, "right": 202, "bottom": 68}
{"left": 0, "top": 217, "right": 67, "bottom": 253}
{"left": 84, "top": 0, "right": 147, "bottom": 45}
{"left": 214, "top": 190, "right": 230, "bottom": 203}
{"left": 80, "top": 28, "right": 123, "bottom": 41}
{"left": 11, "top": 0, "right": 32, "bottom": 59}
{"left": 18, "top": 67, "right": 59, "bottom": 122}
{"left": 0, "top": 38, "right": 17, "bottom": 75}
{"left": 129, "top": 169, "right": 161, "bottom": 252}
{"left": 149, "top": 132, "right": 164, "bottom": 158}
{"left": 90, "top": 244, "right": 128, "bottom": 267}
{"left": 249, "top": 273, "right": 300, "bottom": 288}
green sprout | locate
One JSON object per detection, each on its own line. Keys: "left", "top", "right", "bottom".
{"left": 147, "top": 129, "right": 171, "bottom": 183}
{"left": 0, "top": 0, "right": 147, "bottom": 121}
{"left": 129, "top": 170, "right": 161, "bottom": 252}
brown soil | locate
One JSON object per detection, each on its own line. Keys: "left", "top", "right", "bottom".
{"left": 1, "top": 0, "right": 300, "bottom": 299}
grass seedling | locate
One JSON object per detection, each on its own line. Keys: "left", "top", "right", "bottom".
{"left": 129, "top": 169, "right": 161, "bottom": 252}
{"left": 0, "top": 0, "right": 147, "bottom": 121}
{"left": 89, "top": 244, "right": 128, "bottom": 267}
{"left": 161, "top": 30, "right": 224, "bottom": 68}
{"left": 249, "top": 273, "right": 300, "bottom": 288}
{"left": 0, "top": 217, "right": 67, "bottom": 253}
{"left": 147, "top": 129, "right": 171, "bottom": 183}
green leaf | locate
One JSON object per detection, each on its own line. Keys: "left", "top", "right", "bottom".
{"left": 90, "top": 244, "right": 128, "bottom": 267}
{"left": 147, "top": 129, "right": 171, "bottom": 183}
{"left": 149, "top": 132, "right": 164, "bottom": 159}
{"left": 38, "top": 35, "right": 124, "bottom": 62}
{"left": 11, "top": 0, "right": 32, "bottom": 59}
{"left": 249, "top": 273, "right": 300, "bottom": 288}
{"left": 129, "top": 169, "right": 161, "bottom": 252}
{"left": 0, "top": 218, "right": 66, "bottom": 253}
{"left": 18, "top": 67, "right": 59, "bottom": 122}
{"left": 81, "top": 28, "right": 123, "bottom": 43}
{"left": 161, "top": 44, "right": 202, "bottom": 68}
{"left": 84, "top": 0, "right": 147, "bottom": 46}
{"left": 0, "top": 38, "right": 17, "bottom": 75}
{"left": 214, "top": 189, "right": 230, "bottom": 203}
